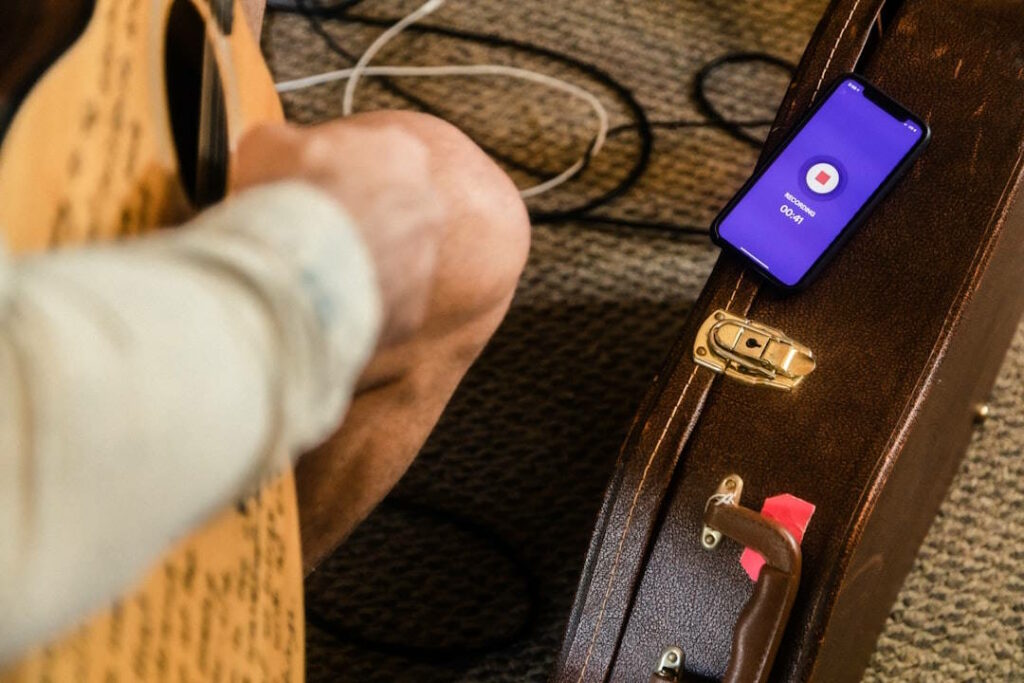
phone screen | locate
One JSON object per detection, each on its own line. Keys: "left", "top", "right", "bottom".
{"left": 713, "top": 76, "right": 927, "bottom": 288}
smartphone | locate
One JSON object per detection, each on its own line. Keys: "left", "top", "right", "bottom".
{"left": 711, "top": 74, "right": 930, "bottom": 290}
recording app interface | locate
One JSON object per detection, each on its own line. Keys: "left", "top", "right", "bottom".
{"left": 717, "top": 78, "right": 923, "bottom": 286}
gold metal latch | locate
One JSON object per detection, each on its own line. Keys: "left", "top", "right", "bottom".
{"left": 693, "top": 309, "right": 815, "bottom": 391}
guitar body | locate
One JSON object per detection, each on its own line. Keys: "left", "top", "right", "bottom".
{"left": 0, "top": 1, "right": 304, "bottom": 679}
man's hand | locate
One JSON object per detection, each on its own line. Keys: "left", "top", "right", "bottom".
{"left": 234, "top": 121, "right": 446, "bottom": 348}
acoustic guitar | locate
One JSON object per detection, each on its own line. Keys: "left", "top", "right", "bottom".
{"left": 0, "top": 1, "right": 304, "bottom": 679}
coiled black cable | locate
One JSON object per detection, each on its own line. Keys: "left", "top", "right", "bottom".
{"left": 693, "top": 51, "right": 795, "bottom": 148}
{"left": 266, "top": 1, "right": 795, "bottom": 239}
{"left": 304, "top": 497, "right": 542, "bottom": 666}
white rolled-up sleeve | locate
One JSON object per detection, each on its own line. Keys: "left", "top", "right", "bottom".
{"left": 0, "top": 181, "right": 381, "bottom": 664}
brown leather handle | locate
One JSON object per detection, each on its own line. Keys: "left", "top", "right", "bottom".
{"left": 704, "top": 503, "right": 802, "bottom": 683}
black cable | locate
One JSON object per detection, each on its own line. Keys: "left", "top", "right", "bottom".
{"left": 338, "top": 12, "right": 656, "bottom": 225}
{"left": 328, "top": 18, "right": 795, "bottom": 163}
{"left": 605, "top": 116, "right": 777, "bottom": 139}
{"left": 304, "top": 497, "right": 542, "bottom": 665}
{"left": 266, "top": 0, "right": 368, "bottom": 15}
{"left": 280, "top": 0, "right": 566, "bottom": 180}
{"left": 569, "top": 214, "right": 707, "bottom": 237}
{"left": 270, "top": 2, "right": 656, "bottom": 222}
{"left": 560, "top": 113, "right": 782, "bottom": 237}
{"left": 269, "top": 2, "right": 768, "bottom": 182}
{"left": 693, "top": 51, "right": 794, "bottom": 148}
{"left": 571, "top": 58, "right": 792, "bottom": 236}
{"left": 267, "top": 3, "right": 796, "bottom": 238}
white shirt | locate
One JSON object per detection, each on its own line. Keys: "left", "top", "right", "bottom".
{"left": 0, "top": 182, "right": 381, "bottom": 663}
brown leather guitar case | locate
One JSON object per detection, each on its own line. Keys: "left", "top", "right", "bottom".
{"left": 553, "top": 1, "right": 1024, "bottom": 681}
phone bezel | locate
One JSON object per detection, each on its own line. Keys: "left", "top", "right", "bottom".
{"left": 709, "top": 72, "right": 931, "bottom": 291}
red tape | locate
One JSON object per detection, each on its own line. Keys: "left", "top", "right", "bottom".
{"left": 740, "top": 493, "right": 815, "bottom": 581}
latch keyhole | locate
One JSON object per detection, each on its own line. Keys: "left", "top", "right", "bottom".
{"left": 745, "top": 338, "right": 762, "bottom": 348}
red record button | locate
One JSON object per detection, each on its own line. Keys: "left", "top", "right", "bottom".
{"left": 806, "top": 162, "right": 840, "bottom": 194}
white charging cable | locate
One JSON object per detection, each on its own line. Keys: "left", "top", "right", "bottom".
{"left": 341, "top": 0, "right": 446, "bottom": 117}
{"left": 274, "top": 0, "right": 610, "bottom": 198}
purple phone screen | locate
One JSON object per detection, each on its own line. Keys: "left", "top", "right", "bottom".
{"left": 717, "top": 78, "right": 923, "bottom": 286}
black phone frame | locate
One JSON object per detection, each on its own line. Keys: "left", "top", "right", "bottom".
{"left": 709, "top": 72, "right": 931, "bottom": 291}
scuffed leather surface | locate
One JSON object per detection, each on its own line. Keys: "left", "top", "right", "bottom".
{"left": 555, "top": 0, "right": 1024, "bottom": 681}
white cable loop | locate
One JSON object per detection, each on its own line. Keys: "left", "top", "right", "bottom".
{"left": 342, "top": 0, "right": 447, "bottom": 116}
{"left": 276, "top": 0, "right": 609, "bottom": 198}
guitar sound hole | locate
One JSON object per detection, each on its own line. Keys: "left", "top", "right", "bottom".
{"left": 164, "top": 0, "right": 229, "bottom": 208}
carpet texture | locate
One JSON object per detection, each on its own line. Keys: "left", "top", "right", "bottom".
{"left": 262, "top": 2, "right": 1024, "bottom": 680}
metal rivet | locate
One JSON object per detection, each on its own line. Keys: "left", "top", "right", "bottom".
{"left": 725, "top": 478, "right": 736, "bottom": 491}
{"left": 974, "top": 403, "right": 991, "bottom": 423}
{"left": 704, "top": 534, "right": 716, "bottom": 545}
{"left": 655, "top": 645, "right": 685, "bottom": 678}
{"left": 696, "top": 346, "right": 707, "bottom": 356}
{"left": 715, "top": 312, "right": 725, "bottom": 320}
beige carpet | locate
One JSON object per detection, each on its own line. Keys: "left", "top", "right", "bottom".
{"left": 263, "top": 1, "right": 1024, "bottom": 680}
